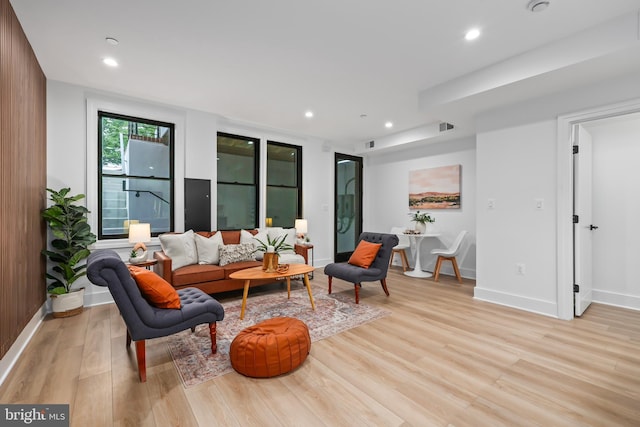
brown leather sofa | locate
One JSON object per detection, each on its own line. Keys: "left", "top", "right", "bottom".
{"left": 154, "top": 230, "right": 310, "bottom": 294}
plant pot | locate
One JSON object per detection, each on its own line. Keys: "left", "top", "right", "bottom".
{"left": 50, "top": 288, "right": 85, "bottom": 318}
{"left": 415, "top": 222, "right": 427, "bottom": 234}
{"left": 262, "top": 253, "right": 279, "bottom": 273}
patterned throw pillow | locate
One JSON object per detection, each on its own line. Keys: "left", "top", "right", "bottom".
{"left": 240, "top": 229, "right": 268, "bottom": 260}
{"left": 218, "top": 243, "right": 256, "bottom": 266}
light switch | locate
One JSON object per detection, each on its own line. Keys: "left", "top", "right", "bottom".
{"left": 487, "top": 198, "right": 496, "bottom": 210}
{"left": 535, "top": 199, "right": 544, "bottom": 210}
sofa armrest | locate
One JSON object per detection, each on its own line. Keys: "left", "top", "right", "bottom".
{"left": 153, "top": 251, "right": 173, "bottom": 284}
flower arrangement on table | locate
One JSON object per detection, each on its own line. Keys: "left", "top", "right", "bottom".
{"left": 408, "top": 211, "right": 435, "bottom": 224}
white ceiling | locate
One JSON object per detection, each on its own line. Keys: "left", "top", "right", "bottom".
{"left": 11, "top": 0, "right": 640, "bottom": 150}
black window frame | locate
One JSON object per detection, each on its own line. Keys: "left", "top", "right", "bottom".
{"left": 216, "top": 132, "right": 260, "bottom": 230}
{"left": 97, "top": 110, "right": 175, "bottom": 240}
{"left": 266, "top": 140, "right": 303, "bottom": 227}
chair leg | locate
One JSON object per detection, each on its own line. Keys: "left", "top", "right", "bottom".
{"left": 434, "top": 256, "right": 444, "bottom": 282}
{"left": 135, "top": 340, "right": 146, "bottom": 382}
{"left": 380, "top": 278, "right": 390, "bottom": 297}
{"left": 451, "top": 258, "right": 463, "bottom": 283}
{"left": 209, "top": 322, "right": 217, "bottom": 354}
{"left": 328, "top": 276, "right": 333, "bottom": 294}
{"left": 126, "top": 330, "right": 132, "bottom": 348}
{"left": 190, "top": 326, "right": 196, "bottom": 333}
{"left": 389, "top": 251, "right": 395, "bottom": 268}
{"left": 354, "top": 283, "right": 361, "bottom": 304}
{"left": 400, "top": 250, "right": 409, "bottom": 272}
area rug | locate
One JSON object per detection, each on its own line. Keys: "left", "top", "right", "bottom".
{"left": 167, "top": 285, "right": 391, "bottom": 387}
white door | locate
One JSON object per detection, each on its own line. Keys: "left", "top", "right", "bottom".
{"left": 573, "top": 125, "right": 594, "bottom": 316}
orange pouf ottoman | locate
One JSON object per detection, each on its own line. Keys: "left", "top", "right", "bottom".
{"left": 230, "top": 317, "right": 311, "bottom": 378}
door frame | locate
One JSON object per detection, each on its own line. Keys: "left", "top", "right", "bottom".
{"left": 334, "top": 153, "right": 363, "bottom": 262}
{"left": 556, "top": 99, "right": 640, "bottom": 320}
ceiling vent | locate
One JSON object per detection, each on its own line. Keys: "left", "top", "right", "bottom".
{"left": 439, "top": 122, "right": 454, "bottom": 132}
{"left": 527, "top": 0, "right": 550, "bottom": 12}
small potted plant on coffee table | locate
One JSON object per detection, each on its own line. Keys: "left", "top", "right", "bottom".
{"left": 253, "top": 234, "right": 293, "bottom": 273}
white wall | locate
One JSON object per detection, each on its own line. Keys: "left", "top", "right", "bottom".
{"left": 364, "top": 138, "right": 477, "bottom": 278}
{"left": 587, "top": 115, "right": 640, "bottom": 310}
{"left": 47, "top": 80, "right": 335, "bottom": 307}
{"left": 475, "top": 71, "right": 640, "bottom": 318}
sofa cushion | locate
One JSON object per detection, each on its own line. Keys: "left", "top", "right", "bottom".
{"left": 219, "top": 243, "right": 256, "bottom": 266}
{"left": 222, "top": 260, "right": 262, "bottom": 278}
{"left": 128, "top": 265, "right": 181, "bottom": 309}
{"left": 240, "top": 229, "right": 269, "bottom": 260}
{"left": 348, "top": 240, "right": 382, "bottom": 269}
{"left": 266, "top": 227, "right": 297, "bottom": 254}
{"left": 279, "top": 253, "right": 305, "bottom": 264}
{"left": 159, "top": 230, "right": 198, "bottom": 270}
{"left": 173, "top": 264, "right": 225, "bottom": 287}
{"left": 195, "top": 232, "right": 224, "bottom": 265}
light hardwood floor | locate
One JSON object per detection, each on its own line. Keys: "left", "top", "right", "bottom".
{"left": 2, "top": 268, "right": 639, "bottom": 426}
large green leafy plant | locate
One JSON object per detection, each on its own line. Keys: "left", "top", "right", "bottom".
{"left": 41, "top": 188, "right": 97, "bottom": 295}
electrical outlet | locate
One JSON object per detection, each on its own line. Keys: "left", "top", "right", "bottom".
{"left": 487, "top": 198, "right": 496, "bottom": 210}
{"left": 517, "top": 263, "right": 526, "bottom": 275}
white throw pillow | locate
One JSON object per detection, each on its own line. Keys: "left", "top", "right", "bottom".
{"left": 159, "top": 230, "right": 198, "bottom": 271}
{"left": 195, "top": 232, "right": 224, "bottom": 265}
{"left": 267, "top": 227, "right": 297, "bottom": 254}
{"left": 240, "top": 229, "right": 269, "bottom": 260}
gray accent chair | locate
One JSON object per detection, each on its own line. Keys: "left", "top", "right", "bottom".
{"left": 324, "top": 232, "right": 399, "bottom": 303}
{"left": 86, "top": 249, "right": 225, "bottom": 382}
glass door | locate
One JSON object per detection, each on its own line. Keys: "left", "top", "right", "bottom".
{"left": 334, "top": 153, "right": 363, "bottom": 262}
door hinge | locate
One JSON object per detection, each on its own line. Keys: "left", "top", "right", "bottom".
{"left": 573, "top": 215, "right": 579, "bottom": 223}
{"left": 573, "top": 145, "right": 579, "bottom": 154}
{"left": 573, "top": 284, "right": 580, "bottom": 292}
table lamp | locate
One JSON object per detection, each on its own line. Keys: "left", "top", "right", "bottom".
{"left": 295, "top": 219, "right": 308, "bottom": 244}
{"left": 129, "top": 223, "right": 151, "bottom": 263}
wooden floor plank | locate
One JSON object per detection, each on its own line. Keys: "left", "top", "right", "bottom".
{"left": 1, "top": 268, "right": 639, "bottom": 426}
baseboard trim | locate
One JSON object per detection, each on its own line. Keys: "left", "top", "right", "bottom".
{"left": 593, "top": 290, "right": 640, "bottom": 312}
{"left": 0, "top": 303, "right": 48, "bottom": 387}
{"left": 473, "top": 287, "right": 558, "bottom": 318}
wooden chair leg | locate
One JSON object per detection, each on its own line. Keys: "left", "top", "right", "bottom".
{"left": 451, "top": 258, "right": 463, "bottom": 283}
{"left": 434, "top": 256, "right": 444, "bottom": 282}
{"left": 328, "top": 276, "right": 333, "bottom": 294}
{"left": 190, "top": 326, "right": 196, "bottom": 333}
{"left": 400, "top": 250, "right": 409, "bottom": 272}
{"left": 380, "top": 278, "right": 390, "bottom": 297}
{"left": 354, "top": 283, "right": 361, "bottom": 304}
{"left": 209, "top": 322, "right": 217, "bottom": 354}
{"left": 389, "top": 251, "right": 395, "bottom": 268}
{"left": 135, "top": 340, "right": 146, "bottom": 382}
{"left": 126, "top": 330, "right": 132, "bottom": 348}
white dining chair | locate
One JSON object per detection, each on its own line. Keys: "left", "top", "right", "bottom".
{"left": 430, "top": 230, "right": 467, "bottom": 283}
{"left": 389, "top": 226, "right": 410, "bottom": 272}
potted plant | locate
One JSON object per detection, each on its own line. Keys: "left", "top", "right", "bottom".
{"left": 253, "top": 234, "right": 293, "bottom": 272}
{"left": 41, "top": 188, "right": 97, "bottom": 317}
{"left": 408, "top": 211, "right": 435, "bottom": 234}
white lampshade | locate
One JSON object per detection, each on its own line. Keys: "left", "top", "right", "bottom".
{"left": 128, "top": 223, "right": 151, "bottom": 243}
{"left": 295, "top": 219, "right": 308, "bottom": 234}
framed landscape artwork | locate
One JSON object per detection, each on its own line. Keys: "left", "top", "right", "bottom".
{"left": 409, "top": 165, "right": 461, "bottom": 209}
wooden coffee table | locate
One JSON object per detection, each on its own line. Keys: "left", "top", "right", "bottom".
{"left": 229, "top": 264, "right": 316, "bottom": 319}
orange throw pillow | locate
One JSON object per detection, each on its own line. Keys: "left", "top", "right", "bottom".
{"left": 348, "top": 240, "right": 382, "bottom": 269}
{"left": 128, "top": 266, "right": 181, "bottom": 309}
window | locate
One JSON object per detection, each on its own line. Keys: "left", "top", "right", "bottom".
{"left": 98, "top": 111, "right": 174, "bottom": 239}
{"left": 216, "top": 132, "right": 259, "bottom": 230}
{"left": 266, "top": 141, "right": 302, "bottom": 227}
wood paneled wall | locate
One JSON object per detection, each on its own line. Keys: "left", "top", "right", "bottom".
{"left": 0, "top": 0, "right": 47, "bottom": 359}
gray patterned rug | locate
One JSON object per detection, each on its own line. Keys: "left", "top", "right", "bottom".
{"left": 167, "top": 284, "right": 391, "bottom": 387}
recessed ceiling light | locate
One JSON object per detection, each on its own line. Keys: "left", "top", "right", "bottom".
{"left": 385, "top": 121, "right": 393, "bottom": 129}
{"left": 305, "top": 111, "right": 314, "bottom": 118}
{"left": 105, "top": 37, "right": 119, "bottom": 46}
{"left": 527, "top": 0, "right": 550, "bottom": 12}
{"left": 102, "top": 57, "right": 118, "bottom": 67}
{"left": 465, "top": 28, "right": 480, "bottom": 41}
